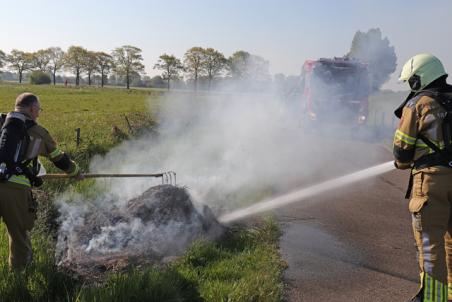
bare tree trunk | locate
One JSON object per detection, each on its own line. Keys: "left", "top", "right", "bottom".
{"left": 167, "top": 78, "right": 170, "bottom": 91}
{"left": 194, "top": 72, "right": 198, "bottom": 91}
{"left": 76, "top": 69, "right": 80, "bottom": 86}
{"left": 126, "top": 71, "right": 130, "bottom": 89}
{"left": 19, "top": 69, "right": 23, "bottom": 83}
{"left": 208, "top": 69, "right": 213, "bottom": 90}
{"left": 101, "top": 70, "right": 105, "bottom": 87}
{"left": 53, "top": 69, "right": 56, "bottom": 85}
{"left": 88, "top": 73, "right": 91, "bottom": 86}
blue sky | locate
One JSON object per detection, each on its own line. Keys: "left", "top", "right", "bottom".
{"left": 1, "top": 0, "right": 451, "bottom": 90}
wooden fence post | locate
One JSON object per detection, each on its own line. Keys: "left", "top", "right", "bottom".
{"left": 75, "top": 128, "right": 81, "bottom": 147}
{"left": 124, "top": 114, "right": 133, "bottom": 134}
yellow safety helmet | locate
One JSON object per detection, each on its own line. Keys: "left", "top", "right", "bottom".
{"left": 399, "top": 53, "right": 447, "bottom": 91}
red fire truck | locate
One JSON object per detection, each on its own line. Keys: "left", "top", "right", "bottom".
{"left": 300, "top": 57, "right": 371, "bottom": 127}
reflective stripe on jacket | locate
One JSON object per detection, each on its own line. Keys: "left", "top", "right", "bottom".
{"left": 8, "top": 175, "right": 31, "bottom": 187}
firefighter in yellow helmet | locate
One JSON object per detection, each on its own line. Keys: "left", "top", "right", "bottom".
{"left": 0, "top": 93, "right": 82, "bottom": 269}
{"left": 393, "top": 54, "right": 452, "bottom": 302}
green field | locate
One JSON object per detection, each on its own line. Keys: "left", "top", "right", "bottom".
{"left": 0, "top": 83, "right": 285, "bottom": 302}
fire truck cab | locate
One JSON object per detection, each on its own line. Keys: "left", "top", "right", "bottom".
{"left": 300, "top": 57, "right": 371, "bottom": 127}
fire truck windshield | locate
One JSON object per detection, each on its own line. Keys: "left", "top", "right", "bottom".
{"left": 311, "top": 62, "right": 369, "bottom": 101}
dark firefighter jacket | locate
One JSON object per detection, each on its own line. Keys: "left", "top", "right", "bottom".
{"left": 0, "top": 113, "right": 79, "bottom": 187}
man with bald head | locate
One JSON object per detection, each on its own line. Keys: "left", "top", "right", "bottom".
{"left": 0, "top": 92, "right": 81, "bottom": 269}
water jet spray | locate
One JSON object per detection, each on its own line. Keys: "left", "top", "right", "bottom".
{"left": 219, "top": 161, "right": 395, "bottom": 224}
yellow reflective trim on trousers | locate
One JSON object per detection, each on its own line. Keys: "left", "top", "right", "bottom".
{"left": 49, "top": 148, "right": 63, "bottom": 160}
{"left": 395, "top": 130, "right": 416, "bottom": 145}
{"left": 443, "top": 281, "right": 448, "bottom": 302}
{"left": 448, "top": 283, "right": 452, "bottom": 300}
{"left": 429, "top": 274, "right": 433, "bottom": 302}
{"left": 423, "top": 273, "right": 447, "bottom": 302}
{"left": 8, "top": 175, "right": 31, "bottom": 187}
{"left": 436, "top": 279, "right": 442, "bottom": 302}
{"left": 424, "top": 273, "right": 432, "bottom": 302}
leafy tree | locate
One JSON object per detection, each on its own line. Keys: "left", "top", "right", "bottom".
{"left": 47, "top": 47, "right": 65, "bottom": 85}
{"left": 7, "top": 49, "right": 33, "bottom": 83}
{"left": 154, "top": 54, "right": 183, "bottom": 90}
{"left": 108, "top": 74, "right": 119, "bottom": 86}
{"left": 130, "top": 71, "right": 144, "bottom": 87}
{"left": 247, "top": 55, "right": 269, "bottom": 82}
{"left": 65, "top": 46, "right": 88, "bottom": 86}
{"left": 203, "top": 48, "right": 227, "bottom": 89}
{"left": 148, "top": 75, "right": 166, "bottom": 88}
{"left": 31, "top": 49, "right": 52, "bottom": 72}
{"left": 112, "top": 45, "right": 145, "bottom": 89}
{"left": 83, "top": 51, "right": 98, "bottom": 86}
{"left": 184, "top": 47, "right": 205, "bottom": 91}
{"left": 228, "top": 51, "right": 269, "bottom": 81}
{"left": 96, "top": 52, "right": 114, "bottom": 87}
{"left": 0, "top": 50, "right": 6, "bottom": 70}
{"left": 30, "top": 70, "right": 51, "bottom": 85}
{"left": 346, "top": 28, "right": 397, "bottom": 92}
{"left": 229, "top": 50, "right": 250, "bottom": 79}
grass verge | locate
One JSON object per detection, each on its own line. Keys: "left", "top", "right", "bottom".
{"left": 0, "top": 83, "right": 285, "bottom": 301}
{"left": 0, "top": 218, "right": 284, "bottom": 302}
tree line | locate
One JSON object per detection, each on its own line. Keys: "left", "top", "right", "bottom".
{"left": 0, "top": 28, "right": 397, "bottom": 92}
{"left": 0, "top": 46, "right": 270, "bottom": 91}
{"left": 0, "top": 46, "right": 143, "bottom": 89}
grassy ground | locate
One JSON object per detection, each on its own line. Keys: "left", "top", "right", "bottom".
{"left": 0, "top": 83, "right": 285, "bottom": 301}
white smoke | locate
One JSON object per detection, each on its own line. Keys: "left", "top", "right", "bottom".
{"left": 87, "top": 93, "right": 325, "bottom": 210}
{"left": 56, "top": 89, "right": 381, "bottom": 262}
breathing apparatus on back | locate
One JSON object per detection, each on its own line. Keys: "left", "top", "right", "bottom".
{"left": 0, "top": 112, "right": 41, "bottom": 185}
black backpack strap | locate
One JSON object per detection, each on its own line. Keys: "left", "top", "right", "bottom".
{"left": 0, "top": 114, "right": 6, "bottom": 128}
{"left": 407, "top": 131, "right": 441, "bottom": 199}
{"left": 405, "top": 170, "right": 414, "bottom": 199}
{"left": 22, "top": 120, "right": 41, "bottom": 186}
{"left": 415, "top": 90, "right": 452, "bottom": 155}
{"left": 417, "top": 133, "right": 442, "bottom": 153}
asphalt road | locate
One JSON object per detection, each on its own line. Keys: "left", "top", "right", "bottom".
{"left": 276, "top": 139, "right": 419, "bottom": 302}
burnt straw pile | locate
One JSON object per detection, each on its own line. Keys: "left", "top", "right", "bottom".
{"left": 57, "top": 185, "right": 224, "bottom": 279}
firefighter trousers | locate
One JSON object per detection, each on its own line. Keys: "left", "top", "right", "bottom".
{"left": 0, "top": 183, "right": 36, "bottom": 269}
{"left": 409, "top": 168, "right": 452, "bottom": 302}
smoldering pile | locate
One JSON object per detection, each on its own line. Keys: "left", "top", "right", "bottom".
{"left": 57, "top": 185, "right": 224, "bottom": 280}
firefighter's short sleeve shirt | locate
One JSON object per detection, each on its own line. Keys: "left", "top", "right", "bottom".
{"left": 393, "top": 94, "right": 446, "bottom": 167}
